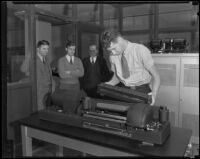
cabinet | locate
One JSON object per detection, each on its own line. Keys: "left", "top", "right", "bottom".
{"left": 152, "top": 53, "right": 199, "bottom": 143}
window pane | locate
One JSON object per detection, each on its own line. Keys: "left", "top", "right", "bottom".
{"left": 7, "top": 8, "right": 30, "bottom": 83}
{"left": 123, "top": 4, "right": 151, "bottom": 31}
{"left": 34, "top": 4, "right": 52, "bottom": 11}
{"left": 123, "top": 34, "right": 150, "bottom": 46}
{"left": 158, "top": 3, "right": 199, "bottom": 53}
{"left": 35, "top": 4, "right": 73, "bottom": 17}
{"left": 104, "top": 4, "right": 119, "bottom": 18}
{"left": 77, "top": 4, "right": 99, "bottom": 24}
{"left": 123, "top": 16, "right": 149, "bottom": 31}
{"left": 104, "top": 19, "right": 118, "bottom": 30}
{"left": 159, "top": 11, "right": 196, "bottom": 28}
{"left": 103, "top": 4, "right": 119, "bottom": 30}
{"left": 123, "top": 4, "right": 151, "bottom": 17}
{"left": 51, "top": 4, "right": 73, "bottom": 17}
{"left": 159, "top": 3, "right": 194, "bottom": 13}
{"left": 159, "top": 3, "right": 198, "bottom": 28}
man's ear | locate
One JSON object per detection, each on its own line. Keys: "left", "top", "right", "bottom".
{"left": 65, "top": 48, "right": 68, "bottom": 52}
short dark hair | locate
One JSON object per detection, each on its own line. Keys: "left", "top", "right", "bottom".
{"left": 65, "top": 40, "right": 75, "bottom": 48}
{"left": 37, "top": 40, "right": 49, "bottom": 48}
{"left": 100, "top": 29, "right": 121, "bottom": 49}
{"left": 89, "top": 44, "right": 98, "bottom": 49}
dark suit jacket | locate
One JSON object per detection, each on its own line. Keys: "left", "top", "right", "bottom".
{"left": 80, "top": 56, "right": 113, "bottom": 90}
{"left": 36, "top": 56, "right": 53, "bottom": 109}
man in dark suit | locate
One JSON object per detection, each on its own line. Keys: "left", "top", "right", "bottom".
{"left": 81, "top": 44, "right": 113, "bottom": 98}
{"left": 36, "top": 40, "right": 55, "bottom": 110}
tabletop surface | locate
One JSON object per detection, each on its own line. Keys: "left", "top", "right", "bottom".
{"left": 18, "top": 112, "right": 192, "bottom": 157}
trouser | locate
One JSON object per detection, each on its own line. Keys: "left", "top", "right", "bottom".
{"left": 37, "top": 85, "right": 52, "bottom": 111}
{"left": 84, "top": 85, "right": 102, "bottom": 99}
{"left": 59, "top": 82, "right": 80, "bottom": 91}
{"left": 51, "top": 83, "right": 86, "bottom": 114}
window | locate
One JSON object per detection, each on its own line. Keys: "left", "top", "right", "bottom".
{"left": 7, "top": 8, "right": 30, "bottom": 83}
{"left": 158, "top": 3, "right": 199, "bottom": 52}
{"left": 50, "top": 4, "right": 73, "bottom": 17}
{"left": 123, "top": 4, "right": 151, "bottom": 31}
{"left": 103, "top": 4, "right": 119, "bottom": 30}
{"left": 158, "top": 3, "right": 196, "bottom": 28}
{"left": 77, "top": 4, "right": 100, "bottom": 24}
{"left": 123, "top": 34, "right": 150, "bottom": 46}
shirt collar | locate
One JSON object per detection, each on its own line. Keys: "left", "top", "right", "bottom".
{"left": 66, "top": 54, "right": 74, "bottom": 62}
{"left": 123, "top": 41, "right": 131, "bottom": 56}
{"left": 90, "top": 56, "right": 97, "bottom": 63}
{"left": 37, "top": 53, "right": 44, "bottom": 62}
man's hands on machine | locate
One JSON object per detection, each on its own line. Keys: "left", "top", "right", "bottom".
{"left": 104, "top": 81, "right": 114, "bottom": 85}
{"left": 148, "top": 92, "right": 157, "bottom": 106}
{"left": 103, "top": 82, "right": 157, "bottom": 106}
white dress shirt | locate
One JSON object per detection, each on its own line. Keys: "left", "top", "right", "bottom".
{"left": 108, "top": 42, "right": 154, "bottom": 87}
{"left": 66, "top": 54, "right": 74, "bottom": 64}
{"left": 90, "top": 56, "right": 97, "bottom": 63}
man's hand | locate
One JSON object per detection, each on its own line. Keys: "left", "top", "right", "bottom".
{"left": 104, "top": 81, "right": 115, "bottom": 86}
{"left": 148, "top": 92, "right": 157, "bottom": 106}
{"left": 64, "top": 70, "right": 72, "bottom": 78}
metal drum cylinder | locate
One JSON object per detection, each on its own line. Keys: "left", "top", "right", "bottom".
{"left": 126, "top": 103, "right": 153, "bottom": 128}
{"left": 159, "top": 106, "right": 169, "bottom": 123}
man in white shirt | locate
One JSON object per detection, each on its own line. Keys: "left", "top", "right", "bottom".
{"left": 101, "top": 29, "right": 160, "bottom": 105}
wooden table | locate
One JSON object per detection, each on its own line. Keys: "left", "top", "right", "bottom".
{"left": 19, "top": 112, "right": 192, "bottom": 157}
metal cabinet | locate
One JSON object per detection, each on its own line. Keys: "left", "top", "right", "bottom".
{"left": 153, "top": 55, "right": 180, "bottom": 126}
{"left": 179, "top": 56, "right": 199, "bottom": 143}
{"left": 152, "top": 54, "right": 199, "bottom": 143}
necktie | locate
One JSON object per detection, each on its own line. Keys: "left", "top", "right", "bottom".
{"left": 121, "top": 54, "right": 130, "bottom": 79}
{"left": 91, "top": 57, "right": 94, "bottom": 64}
{"left": 43, "top": 57, "right": 46, "bottom": 64}
{"left": 70, "top": 56, "right": 73, "bottom": 64}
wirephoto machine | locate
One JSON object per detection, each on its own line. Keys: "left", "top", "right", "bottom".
{"left": 39, "top": 83, "right": 171, "bottom": 145}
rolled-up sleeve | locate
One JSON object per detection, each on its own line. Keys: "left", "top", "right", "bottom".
{"left": 137, "top": 44, "right": 154, "bottom": 69}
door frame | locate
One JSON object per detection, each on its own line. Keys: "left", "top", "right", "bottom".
{"left": 76, "top": 22, "right": 104, "bottom": 59}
